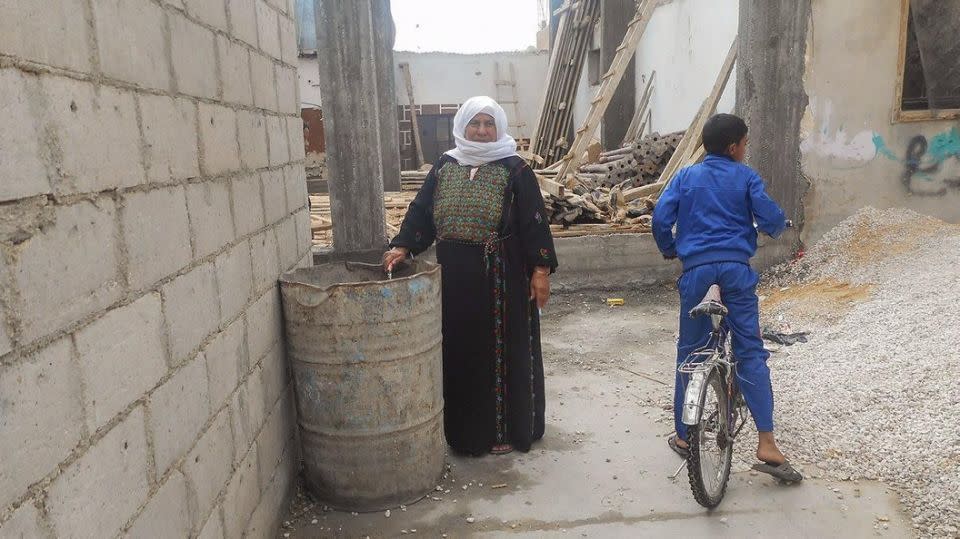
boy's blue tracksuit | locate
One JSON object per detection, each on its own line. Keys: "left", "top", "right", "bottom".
{"left": 652, "top": 154, "right": 787, "bottom": 440}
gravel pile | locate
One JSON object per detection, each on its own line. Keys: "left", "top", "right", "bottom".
{"left": 762, "top": 208, "right": 960, "bottom": 538}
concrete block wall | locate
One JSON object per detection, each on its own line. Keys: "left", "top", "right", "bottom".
{"left": 0, "top": 0, "right": 308, "bottom": 537}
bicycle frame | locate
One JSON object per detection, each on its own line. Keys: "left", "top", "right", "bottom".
{"left": 678, "top": 316, "right": 742, "bottom": 432}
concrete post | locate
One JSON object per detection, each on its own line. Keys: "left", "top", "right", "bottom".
{"left": 314, "top": 0, "right": 400, "bottom": 252}
{"left": 736, "top": 0, "right": 811, "bottom": 264}
{"left": 600, "top": 0, "right": 635, "bottom": 148}
{"left": 736, "top": 0, "right": 810, "bottom": 221}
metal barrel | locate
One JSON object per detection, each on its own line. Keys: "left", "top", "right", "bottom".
{"left": 280, "top": 256, "right": 444, "bottom": 512}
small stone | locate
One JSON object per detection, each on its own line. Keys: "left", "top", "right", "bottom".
{"left": 384, "top": 510, "right": 391, "bottom": 518}
{"left": 311, "top": 519, "right": 318, "bottom": 525}
{"left": 401, "top": 531, "right": 408, "bottom": 535}
{"left": 400, "top": 505, "right": 407, "bottom": 511}
{"left": 466, "top": 517, "right": 476, "bottom": 524}
{"left": 435, "top": 486, "right": 443, "bottom": 491}
{"left": 283, "top": 534, "right": 290, "bottom": 538}
{"left": 720, "top": 517, "right": 728, "bottom": 524}
{"left": 462, "top": 484, "right": 468, "bottom": 490}
{"left": 351, "top": 512, "right": 358, "bottom": 516}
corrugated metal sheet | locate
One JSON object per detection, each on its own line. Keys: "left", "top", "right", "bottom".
{"left": 296, "top": 0, "right": 318, "bottom": 54}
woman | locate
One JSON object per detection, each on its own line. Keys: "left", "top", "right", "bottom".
{"left": 383, "top": 96, "right": 558, "bottom": 456}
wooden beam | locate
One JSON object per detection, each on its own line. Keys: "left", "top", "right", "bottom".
{"left": 623, "top": 70, "right": 655, "bottom": 145}
{"left": 556, "top": 0, "right": 665, "bottom": 179}
{"left": 399, "top": 62, "right": 425, "bottom": 168}
{"left": 536, "top": 173, "right": 566, "bottom": 197}
{"left": 650, "top": 37, "right": 738, "bottom": 198}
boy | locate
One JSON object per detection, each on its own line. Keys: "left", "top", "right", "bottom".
{"left": 652, "top": 113, "right": 801, "bottom": 482}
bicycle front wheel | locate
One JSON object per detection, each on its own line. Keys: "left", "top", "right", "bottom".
{"left": 687, "top": 368, "right": 733, "bottom": 508}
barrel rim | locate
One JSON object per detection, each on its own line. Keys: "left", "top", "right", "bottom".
{"left": 280, "top": 259, "right": 441, "bottom": 293}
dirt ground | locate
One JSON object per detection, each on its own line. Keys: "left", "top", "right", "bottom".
{"left": 278, "top": 287, "right": 913, "bottom": 538}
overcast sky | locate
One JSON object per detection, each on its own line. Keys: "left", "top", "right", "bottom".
{"left": 391, "top": 0, "right": 542, "bottom": 53}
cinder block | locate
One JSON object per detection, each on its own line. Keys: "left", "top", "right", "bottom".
{"left": 261, "top": 169, "right": 287, "bottom": 225}
{"left": 197, "top": 509, "right": 224, "bottom": 539}
{"left": 278, "top": 15, "right": 298, "bottom": 64}
{"left": 266, "top": 115, "right": 288, "bottom": 166}
{"left": 126, "top": 471, "right": 192, "bottom": 539}
{"left": 122, "top": 186, "right": 192, "bottom": 291}
{"left": 256, "top": 378, "right": 292, "bottom": 488}
{"left": 255, "top": 1, "right": 281, "bottom": 60}
{"left": 237, "top": 110, "right": 270, "bottom": 170}
{"left": 185, "top": 0, "right": 229, "bottom": 31}
{"left": 75, "top": 293, "right": 168, "bottom": 432}
{"left": 250, "top": 229, "right": 280, "bottom": 294}
{"left": 231, "top": 366, "right": 266, "bottom": 463}
{"left": 286, "top": 116, "right": 306, "bottom": 161}
{"left": 0, "top": 0, "right": 91, "bottom": 72}
{"left": 203, "top": 318, "right": 247, "bottom": 408}
{"left": 93, "top": 0, "right": 170, "bottom": 90}
{"left": 148, "top": 354, "right": 210, "bottom": 475}
{"left": 139, "top": 94, "right": 200, "bottom": 182}
{"left": 228, "top": 0, "right": 259, "bottom": 47}
{"left": 250, "top": 53, "right": 278, "bottom": 111}
{"left": 217, "top": 35, "right": 253, "bottom": 106}
{"left": 0, "top": 69, "right": 51, "bottom": 202}
{"left": 14, "top": 199, "right": 122, "bottom": 343}
{"left": 199, "top": 103, "right": 240, "bottom": 177}
{"left": 183, "top": 408, "right": 235, "bottom": 520}
{"left": 41, "top": 76, "right": 144, "bottom": 194}
{"left": 231, "top": 173, "right": 265, "bottom": 236}
{"left": 294, "top": 207, "right": 311, "bottom": 256}
{"left": 214, "top": 242, "right": 254, "bottom": 324}
{"left": 0, "top": 501, "right": 46, "bottom": 538}
{"left": 246, "top": 430, "right": 294, "bottom": 539}
{"left": 296, "top": 251, "right": 312, "bottom": 269}
{"left": 161, "top": 263, "right": 221, "bottom": 364}
{"left": 47, "top": 407, "right": 150, "bottom": 539}
{"left": 0, "top": 339, "right": 83, "bottom": 511}
{"left": 170, "top": 14, "right": 218, "bottom": 99}
{"left": 284, "top": 165, "right": 308, "bottom": 213}
{"left": 259, "top": 342, "right": 287, "bottom": 409}
{"left": 264, "top": 0, "right": 287, "bottom": 15}
{"left": 276, "top": 215, "right": 299, "bottom": 270}
{"left": 246, "top": 288, "right": 282, "bottom": 364}
{"left": 275, "top": 65, "right": 297, "bottom": 115}
{"left": 186, "top": 180, "right": 235, "bottom": 258}
{"left": 222, "top": 443, "right": 259, "bottom": 538}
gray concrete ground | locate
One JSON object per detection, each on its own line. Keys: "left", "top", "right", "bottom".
{"left": 280, "top": 287, "right": 913, "bottom": 538}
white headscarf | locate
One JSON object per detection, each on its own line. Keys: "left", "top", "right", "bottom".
{"left": 444, "top": 96, "right": 519, "bottom": 166}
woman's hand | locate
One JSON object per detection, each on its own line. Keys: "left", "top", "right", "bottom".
{"left": 382, "top": 247, "right": 409, "bottom": 272}
{"left": 530, "top": 266, "right": 551, "bottom": 309}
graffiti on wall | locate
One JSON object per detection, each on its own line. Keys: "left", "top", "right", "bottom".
{"left": 873, "top": 127, "right": 960, "bottom": 196}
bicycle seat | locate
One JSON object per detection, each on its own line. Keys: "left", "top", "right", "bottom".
{"left": 689, "top": 284, "right": 728, "bottom": 318}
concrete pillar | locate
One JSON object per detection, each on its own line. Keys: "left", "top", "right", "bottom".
{"left": 600, "top": 0, "right": 635, "bottom": 148}
{"left": 736, "top": 1, "right": 810, "bottom": 221}
{"left": 314, "top": 0, "right": 400, "bottom": 252}
{"left": 737, "top": 0, "right": 811, "bottom": 265}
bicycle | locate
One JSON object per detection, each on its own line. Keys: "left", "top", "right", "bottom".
{"left": 676, "top": 284, "right": 744, "bottom": 508}
{"left": 675, "top": 220, "right": 796, "bottom": 508}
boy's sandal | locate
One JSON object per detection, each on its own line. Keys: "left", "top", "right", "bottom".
{"left": 490, "top": 444, "right": 514, "bottom": 455}
{"left": 668, "top": 436, "right": 689, "bottom": 458}
{"left": 752, "top": 460, "right": 804, "bottom": 483}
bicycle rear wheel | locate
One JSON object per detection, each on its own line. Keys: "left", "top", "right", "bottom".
{"left": 687, "top": 368, "right": 733, "bottom": 508}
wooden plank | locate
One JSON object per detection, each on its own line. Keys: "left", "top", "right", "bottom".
{"left": 537, "top": 173, "right": 566, "bottom": 197}
{"left": 650, "top": 37, "right": 738, "bottom": 198}
{"left": 399, "top": 62, "right": 425, "bottom": 168}
{"left": 623, "top": 70, "right": 656, "bottom": 145}
{"left": 555, "top": 0, "right": 666, "bottom": 179}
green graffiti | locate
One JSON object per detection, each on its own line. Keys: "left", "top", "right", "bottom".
{"left": 872, "top": 133, "right": 899, "bottom": 161}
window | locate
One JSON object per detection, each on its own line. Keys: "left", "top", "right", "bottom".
{"left": 895, "top": 0, "right": 960, "bottom": 121}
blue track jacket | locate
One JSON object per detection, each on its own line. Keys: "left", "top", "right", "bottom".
{"left": 652, "top": 154, "right": 787, "bottom": 271}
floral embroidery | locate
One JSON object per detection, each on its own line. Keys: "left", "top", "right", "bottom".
{"left": 433, "top": 162, "right": 509, "bottom": 242}
{"left": 539, "top": 248, "right": 550, "bottom": 260}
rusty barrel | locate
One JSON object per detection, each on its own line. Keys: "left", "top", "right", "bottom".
{"left": 280, "top": 256, "right": 444, "bottom": 512}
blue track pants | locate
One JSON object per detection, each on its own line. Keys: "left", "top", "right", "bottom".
{"left": 673, "top": 262, "right": 774, "bottom": 440}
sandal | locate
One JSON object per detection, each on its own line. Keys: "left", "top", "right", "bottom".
{"left": 752, "top": 460, "right": 804, "bottom": 482}
{"left": 668, "top": 435, "right": 689, "bottom": 458}
{"left": 490, "top": 444, "right": 514, "bottom": 455}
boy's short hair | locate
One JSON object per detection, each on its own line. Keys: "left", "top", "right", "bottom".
{"left": 702, "top": 113, "right": 748, "bottom": 155}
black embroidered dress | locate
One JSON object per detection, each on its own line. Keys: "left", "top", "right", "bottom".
{"left": 390, "top": 155, "right": 559, "bottom": 455}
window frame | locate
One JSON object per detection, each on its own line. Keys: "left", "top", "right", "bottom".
{"left": 893, "top": 0, "right": 960, "bottom": 123}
